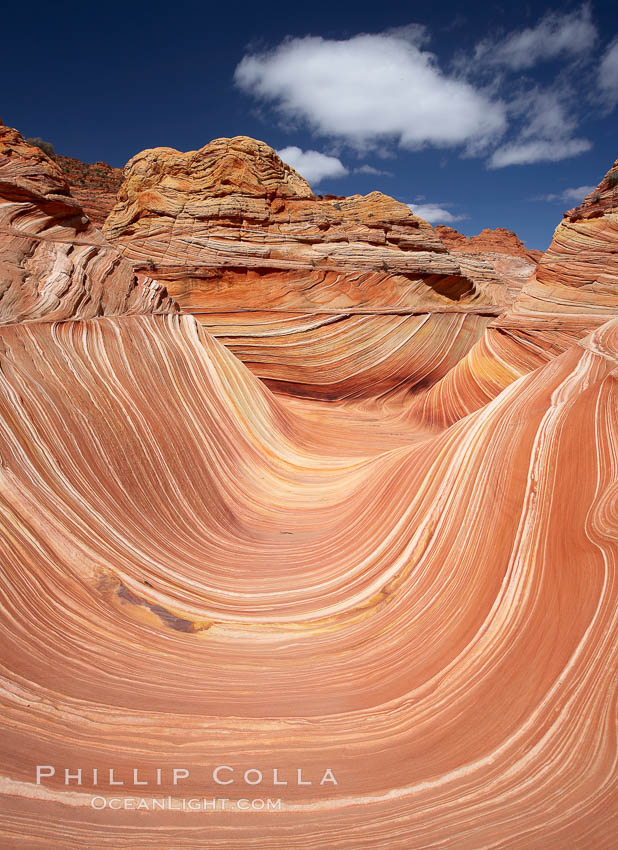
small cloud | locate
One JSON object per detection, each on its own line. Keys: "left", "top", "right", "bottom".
{"left": 276, "top": 146, "right": 348, "bottom": 184}
{"left": 599, "top": 37, "right": 618, "bottom": 108}
{"left": 488, "top": 138, "right": 592, "bottom": 168}
{"left": 475, "top": 5, "right": 597, "bottom": 71}
{"left": 382, "top": 23, "right": 430, "bottom": 47}
{"left": 486, "top": 85, "right": 592, "bottom": 169}
{"left": 354, "top": 164, "right": 393, "bottom": 176}
{"left": 534, "top": 185, "right": 596, "bottom": 203}
{"left": 443, "top": 13, "right": 467, "bottom": 33}
{"left": 558, "top": 185, "right": 595, "bottom": 202}
{"left": 518, "top": 89, "right": 577, "bottom": 142}
{"left": 407, "top": 203, "right": 466, "bottom": 224}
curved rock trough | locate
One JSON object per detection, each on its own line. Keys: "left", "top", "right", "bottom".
{"left": 0, "top": 124, "right": 616, "bottom": 848}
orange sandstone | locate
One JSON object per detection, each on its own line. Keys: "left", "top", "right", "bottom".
{"left": 0, "top": 124, "right": 615, "bottom": 849}
{"left": 436, "top": 224, "right": 543, "bottom": 263}
{"left": 102, "top": 137, "right": 526, "bottom": 398}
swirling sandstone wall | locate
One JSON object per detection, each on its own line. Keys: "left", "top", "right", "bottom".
{"left": 0, "top": 125, "right": 616, "bottom": 849}
{"left": 408, "top": 160, "right": 618, "bottom": 427}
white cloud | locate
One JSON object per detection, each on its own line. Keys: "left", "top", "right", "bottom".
{"left": 235, "top": 33, "right": 506, "bottom": 153}
{"left": 489, "top": 138, "right": 592, "bottom": 168}
{"left": 276, "top": 146, "right": 348, "bottom": 184}
{"left": 459, "top": 11, "right": 598, "bottom": 168}
{"left": 354, "top": 164, "right": 393, "bottom": 176}
{"left": 407, "top": 203, "right": 466, "bottom": 224}
{"left": 557, "top": 185, "right": 595, "bottom": 202}
{"left": 535, "top": 185, "right": 596, "bottom": 202}
{"left": 237, "top": 15, "right": 602, "bottom": 171}
{"left": 599, "top": 38, "right": 618, "bottom": 107}
{"left": 488, "top": 85, "right": 592, "bottom": 168}
{"left": 475, "top": 5, "right": 597, "bottom": 70}
{"left": 518, "top": 90, "right": 577, "bottom": 141}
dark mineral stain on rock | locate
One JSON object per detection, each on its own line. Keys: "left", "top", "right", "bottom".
{"left": 116, "top": 582, "right": 200, "bottom": 633}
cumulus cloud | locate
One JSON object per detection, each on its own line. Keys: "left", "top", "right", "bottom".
{"left": 535, "top": 185, "right": 596, "bottom": 203}
{"left": 276, "top": 146, "right": 348, "bottom": 184}
{"left": 235, "top": 33, "right": 506, "bottom": 153}
{"left": 489, "top": 138, "right": 592, "bottom": 168}
{"left": 475, "top": 5, "right": 597, "bottom": 70}
{"left": 407, "top": 203, "right": 466, "bottom": 224}
{"left": 599, "top": 38, "right": 618, "bottom": 107}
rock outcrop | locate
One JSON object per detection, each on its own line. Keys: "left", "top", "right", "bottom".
{"left": 102, "top": 137, "right": 527, "bottom": 398}
{"left": 563, "top": 159, "right": 618, "bottom": 221}
{"left": 408, "top": 159, "right": 618, "bottom": 427}
{"left": 1, "top": 291, "right": 615, "bottom": 850}
{"left": 103, "top": 136, "right": 480, "bottom": 311}
{"left": 436, "top": 224, "right": 544, "bottom": 264}
{"left": 55, "top": 153, "right": 123, "bottom": 227}
{"left": 519, "top": 158, "right": 618, "bottom": 326}
{"left": 0, "top": 123, "right": 176, "bottom": 323}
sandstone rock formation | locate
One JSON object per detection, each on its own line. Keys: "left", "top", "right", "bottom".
{"left": 436, "top": 224, "right": 544, "bottom": 263}
{"left": 1, "top": 307, "right": 616, "bottom": 850}
{"left": 55, "top": 153, "right": 123, "bottom": 227}
{"left": 519, "top": 158, "right": 618, "bottom": 327}
{"left": 103, "top": 136, "right": 480, "bottom": 312}
{"left": 564, "top": 159, "right": 618, "bottom": 221}
{"left": 102, "top": 137, "right": 528, "bottom": 398}
{"left": 410, "top": 159, "right": 618, "bottom": 427}
{"left": 0, "top": 125, "right": 616, "bottom": 849}
{"left": 0, "top": 124, "right": 175, "bottom": 323}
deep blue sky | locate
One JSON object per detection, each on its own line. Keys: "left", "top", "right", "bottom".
{"left": 3, "top": 0, "right": 617, "bottom": 249}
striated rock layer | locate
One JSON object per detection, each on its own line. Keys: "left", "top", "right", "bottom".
{"left": 101, "top": 136, "right": 484, "bottom": 310}
{"left": 0, "top": 126, "right": 616, "bottom": 849}
{"left": 102, "top": 137, "right": 528, "bottom": 398}
{"left": 0, "top": 124, "right": 176, "bottom": 323}
{"left": 0, "top": 306, "right": 616, "bottom": 849}
{"left": 409, "top": 159, "right": 618, "bottom": 427}
{"left": 515, "top": 159, "right": 618, "bottom": 328}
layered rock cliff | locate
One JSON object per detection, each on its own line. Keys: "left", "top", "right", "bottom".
{"left": 102, "top": 136, "right": 530, "bottom": 398}
{"left": 0, "top": 123, "right": 176, "bottom": 322}
{"left": 103, "top": 136, "right": 481, "bottom": 310}
{"left": 517, "top": 158, "right": 618, "bottom": 326}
